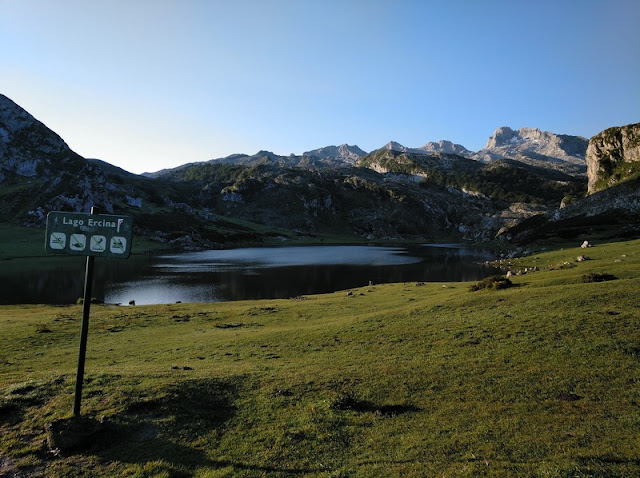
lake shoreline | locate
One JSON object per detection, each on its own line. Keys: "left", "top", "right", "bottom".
{"left": 2, "top": 243, "right": 502, "bottom": 306}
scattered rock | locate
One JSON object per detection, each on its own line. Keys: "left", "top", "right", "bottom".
{"left": 576, "top": 255, "right": 590, "bottom": 262}
{"left": 215, "top": 323, "right": 243, "bottom": 329}
{"left": 581, "top": 240, "right": 591, "bottom": 249}
{"left": 45, "top": 416, "right": 116, "bottom": 455}
{"left": 273, "top": 389, "right": 293, "bottom": 397}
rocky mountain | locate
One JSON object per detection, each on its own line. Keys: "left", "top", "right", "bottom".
{"left": 146, "top": 146, "right": 368, "bottom": 178}
{"left": 212, "top": 150, "right": 345, "bottom": 169}
{"left": 371, "top": 127, "right": 588, "bottom": 176}
{"left": 1, "top": 93, "right": 636, "bottom": 248}
{"left": 472, "top": 126, "right": 588, "bottom": 174}
{"left": 586, "top": 122, "right": 640, "bottom": 194}
{"left": 0, "top": 95, "right": 294, "bottom": 247}
{"left": 0, "top": 94, "right": 123, "bottom": 219}
{"left": 357, "top": 147, "right": 585, "bottom": 206}
{"left": 303, "top": 144, "right": 367, "bottom": 164}
{"left": 498, "top": 122, "right": 640, "bottom": 244}
{"left": 378, "top": 140, "right": 470, "bottom": 157}
{"left": 419, "top": 140, "right": 473, "bottom": 157}
{"left": 0, "top": 94, "right": 84, "bottom": 179}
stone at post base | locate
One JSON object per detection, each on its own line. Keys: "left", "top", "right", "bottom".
{"left": 45, "top": 416, "right": 115, "bottom": 455}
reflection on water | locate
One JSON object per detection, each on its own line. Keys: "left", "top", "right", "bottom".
{"left": 155, "top": 246, "right": 420, "bottom": 271}
{"left": 1, "top": 244, "right": 500, "bottom": 305}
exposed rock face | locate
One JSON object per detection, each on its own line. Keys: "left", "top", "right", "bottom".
{"left": 586, "top": 122, "right": 640, "bottom": 194}
{"left": 419, "top": 140, "right": 473, "bottom": 157}
{"left": 0, "top": 95, "right": 137, "bottom": 221}
{"left": 303, "top": 144, "right": 367, "bottom": 163}
{"left": 0, "top": 94, "right": 79, "bottom": 179}
{"left": 372, "top": 128, "right": 588, "bottom": 176}
{"left": 378, "top": 140, "right": 473, "bottom": 159}
{"left": 474, "top": 126, "right": 588, "bottom": 167}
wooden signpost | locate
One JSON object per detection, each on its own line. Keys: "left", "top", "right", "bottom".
{"left": 45, "top": 208, "right": 133, "bottom": 416}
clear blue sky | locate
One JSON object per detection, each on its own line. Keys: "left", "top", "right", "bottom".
{"left": 2, "top": 0, "right": 639, "bottom": 174}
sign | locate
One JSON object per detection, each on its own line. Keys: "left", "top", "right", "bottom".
{"left": 45, "top": 211, "right": 133, "bottom": 259}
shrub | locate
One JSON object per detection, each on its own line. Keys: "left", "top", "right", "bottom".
{"left": 582, "top": 273, "right": 617, "bottom": 283}
{"left": 469, "top": 275, "right": 513, "bottom": 292}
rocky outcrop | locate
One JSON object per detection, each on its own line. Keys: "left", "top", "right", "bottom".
{"left": 419, "top": 140, "right": 473, "bottom": 157}
{"left": 0, "top": 94, "right": 83, "bottom": 179}
{"left": 474, "top": 126, "right": 588, "bottom": 169}
{"left": 303, "top": 144, "right": 367, "bottom": 164}
{"left": 586, "top": 122, "right": 640, "bottom": 194}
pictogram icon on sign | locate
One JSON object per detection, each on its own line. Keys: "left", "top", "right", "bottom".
{"left": 90, "top": 235, "right": 106, "bottom": 252}
{"left": 110, "top": 236, "right": 127, "bottom": 254}
{"left": 70, "top": 234, "right": 87, "bottom": 251}
{"left": 49, "top": 232, "right": 66, "bottom": 250}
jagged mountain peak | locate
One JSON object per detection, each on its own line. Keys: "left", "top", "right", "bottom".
{"left": 479, "top": 126, "right": 588, "bottom": 166}
{"left": 378, "top": 140, "right": 470, "bottom": 159}
{"left": 303, "top": 144, "right": 367, "bottom": 163}
{"left": 383, "top": 141, "right": 407, "bottom": 151}
{"left": 255, "top": 150, "right": 277, "bottom": 158}
{"left": 419, "top": 140, "right": 472, "bottom": 157}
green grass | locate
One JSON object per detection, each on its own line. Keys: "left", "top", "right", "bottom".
{"left": 1, "top": 239, "right": 639, "bottom": 476}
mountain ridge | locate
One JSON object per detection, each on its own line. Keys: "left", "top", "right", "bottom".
{"left": 144, "top": 126, "right": 588, "bottom": 178}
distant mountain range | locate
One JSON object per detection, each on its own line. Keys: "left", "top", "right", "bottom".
{"left": 1, "top": 92, "right": 638, "bottom": 248}
{"left": 145, "top": 125, "right": 589, "bottom": 177}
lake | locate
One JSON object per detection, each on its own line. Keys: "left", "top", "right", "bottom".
{"left": 1, "top": 244, "right": 500, "bottom": 305}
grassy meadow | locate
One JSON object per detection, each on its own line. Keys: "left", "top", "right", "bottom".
{"left": 0, "top": 239, "right": 639, "bottom": 476}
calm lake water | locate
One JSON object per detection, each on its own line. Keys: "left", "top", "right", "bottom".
{"left": 1, "top": 244, "right": 500, "bottom": 305}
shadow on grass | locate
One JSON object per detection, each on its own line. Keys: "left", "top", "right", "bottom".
{"left": 330, "top": 393, "right": 420, "bottom": 416}
{"left": 46, "top": 377, "right": 321, "bottom": 475}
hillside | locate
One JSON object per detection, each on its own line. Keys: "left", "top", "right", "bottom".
{"left": 0, "top": 95, "right": 306, "bottom": 248}
{"left": 0, "top": 239, "right": 638, "bottom": 475}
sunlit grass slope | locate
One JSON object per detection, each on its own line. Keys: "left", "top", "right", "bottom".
{"left": 1, "top": 239, "right": 639, "bottom": 476}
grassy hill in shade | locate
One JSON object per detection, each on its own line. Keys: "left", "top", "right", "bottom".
{"left": 1, "top": 239, "right": 639, "bottom": 476}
